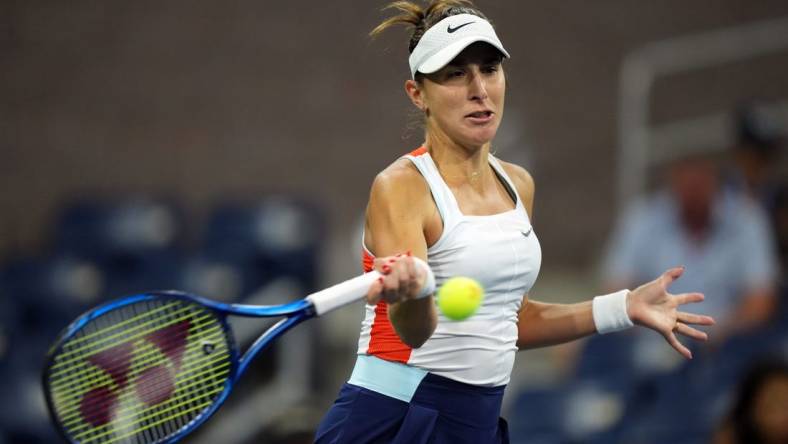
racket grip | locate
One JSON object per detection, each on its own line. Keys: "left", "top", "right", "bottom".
{"left": 306, "top": 257, "right": 435, "bottom": 316}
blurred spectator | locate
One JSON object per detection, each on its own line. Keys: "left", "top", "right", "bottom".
{"left": 712, "top": 359, "right": 788, "bottom": 444}
{"left": 727, "top": 101, "right": 784, "bottom": 212}
{"left": 602, "top": 151, "right": 779, "bottom": 367}
{"left": 774, "top": 188, "right": 788, "bottom": 288}
{"left": 726, "top": 101, "right": 787, "bottom": 280}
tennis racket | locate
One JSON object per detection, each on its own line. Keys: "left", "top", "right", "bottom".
{"left": 42, "top": 257, "right": 435, "bottom": 444}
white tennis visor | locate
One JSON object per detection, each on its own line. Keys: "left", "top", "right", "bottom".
{"left": 408, "top": 13, "right": 510, "bottom": 79}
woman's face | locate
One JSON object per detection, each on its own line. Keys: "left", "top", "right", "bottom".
{"left": 411, "top": 42, "right": 506, "bottom": 149}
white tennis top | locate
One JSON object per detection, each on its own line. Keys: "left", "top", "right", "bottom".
{"left": 357, "top": 147, "right": 542, "bottom": 387}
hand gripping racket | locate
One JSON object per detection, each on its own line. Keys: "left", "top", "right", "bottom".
{"left": 42, "top": 258, "right": 435, "bottom": 444}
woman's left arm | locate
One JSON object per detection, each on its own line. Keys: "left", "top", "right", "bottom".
{"left": 516, "top": 299, "right": 595, "bottom": 349}
{"left": 501, "top": 161, "right": 714, "bottom": 358}
{"left": 517, "top": 267, "right": 715, "bottom": 358}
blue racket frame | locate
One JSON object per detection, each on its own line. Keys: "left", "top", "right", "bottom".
{"left": 43, "top": 290, "right": 318, "bottom": 444}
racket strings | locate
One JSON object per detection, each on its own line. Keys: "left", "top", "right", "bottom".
{"left": 59, "top": 342, "right": 230, "bottom": 429}
{"left": 56, "top": 330, "right": 228, "bottom": 428}
{"left": 60, "top": 300, "right": 229, "bottom": 442}
{"left": 53, "top": 299, "right": 176, "bottom": 351}
{"left": 77, "top": 366, "right": 226, "bottom": 444}
{"left": 84, "top": 400, "right": 213, "bottom": 444}
{"left": 51, "top": 302, "right": 200, "bottom": 371}
{"left": 52, "top": 300, "right": 199, "bottom": 379}
{"left": 46, "top": 298, "right": 234, "bottom": 444}
{"left": 74, "top": 387, "right": 220, "bottom": 443}
{"left": 49, "top": 311, "right": 219, "bottom": 398}
{"left": 53, "top": 300, "right": 220, "bottom": 392}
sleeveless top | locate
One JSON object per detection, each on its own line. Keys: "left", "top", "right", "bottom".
{"left": 357, "top": 146, "right": 542, "bottom": 387}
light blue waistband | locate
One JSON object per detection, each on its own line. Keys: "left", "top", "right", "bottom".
{"left": 348, "top": 355, "right": 428, "bottom": 403}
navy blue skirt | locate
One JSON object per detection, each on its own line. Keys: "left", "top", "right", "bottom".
{"left": 315, "top": 373, "right": 509, "bottom": 444}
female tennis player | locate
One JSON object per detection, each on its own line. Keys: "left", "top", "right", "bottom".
{"left": 315, "top": 1, "right": 715, "bottom": 442}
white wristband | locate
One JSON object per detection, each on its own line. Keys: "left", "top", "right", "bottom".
{"left": 592, "top": 289, "right": 633, "bottom": 334}
{"left": 415, "top": 262, "right": 436, "bottom": 299}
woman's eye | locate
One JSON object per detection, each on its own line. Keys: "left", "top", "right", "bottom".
{"left": 483, "top": 65, "right": 499, "bottom": 74}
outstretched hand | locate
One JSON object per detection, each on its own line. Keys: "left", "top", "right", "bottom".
{"left": 626, "top": 267, "right": 715, "bottom": 359}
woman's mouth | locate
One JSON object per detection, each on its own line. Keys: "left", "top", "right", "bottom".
{"left": 465, "top": 110, "right": 494, "bottom": 124}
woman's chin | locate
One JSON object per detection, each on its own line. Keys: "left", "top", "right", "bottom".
{"left": 460, "top": 130, "right": 498, "bottom": 148}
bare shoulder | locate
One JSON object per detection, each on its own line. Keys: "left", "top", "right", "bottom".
{"left": 365, "top": 158, "right": 433, "bottom": 255}
{"left": 373, "top": 158, "right": 427, "bottom": 190}
{"left": 368, "top": 158, "right": 431, "bottom": 214}
{"left": 498, "top": 160, "right": 535, "bottom": 217}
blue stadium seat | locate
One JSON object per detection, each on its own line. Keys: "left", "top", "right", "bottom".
{"left": 54, "top": 197, "right": 183, "bottom": 261}
{"left": 52, "top": 196, "right": 193, "bottom": 299}
{"left": 562, "top": 380, "right": 630, "bottom": 443}
{"left": 508, "top": 386, "right": 568, "bottom": 444}
{"left": 168, "top": 254, "right": 247, "bottom": 301}
{"left": 203, "top": 197, "right": 323, "bottom": 294}
{"left": 574, "top": 331, "right": 638, "bottom": 387}
{"left": 0, "top": 256, "right": 97, "bottom": 443}
{"left": 617, "top": 353, "right": 739, "bottom": 444}
{"left": 0, "top": 255, "right": 106, "bottom": 332}
{"left": 0, "top": 356, "right": 60, "bottom": 443}
{"left": 615, "top": 322, "right": 788, "bottom": 444}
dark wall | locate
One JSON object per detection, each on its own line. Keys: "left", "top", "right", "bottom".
{"left": 2, "top": 0, "right": 788, "bottom": 270}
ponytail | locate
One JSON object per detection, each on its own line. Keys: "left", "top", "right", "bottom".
{"left": 370, "top": 0, "right": 487, "bottom": 53}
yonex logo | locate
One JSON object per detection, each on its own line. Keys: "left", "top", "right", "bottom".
{"left": 448, "top": 21, "right": 475, "bottom": 33}
{"left": 78, "top": 320, "right": 192, "bottom": 427}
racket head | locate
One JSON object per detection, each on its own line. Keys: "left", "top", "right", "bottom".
{"left": 42, "top": 291, "right": 240, "bottom": 444}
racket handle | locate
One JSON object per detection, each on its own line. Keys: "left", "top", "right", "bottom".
{"left": 306, "top": 257, "right": 435, "bottom": 316}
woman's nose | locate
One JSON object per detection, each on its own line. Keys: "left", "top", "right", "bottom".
{"left": 467, "top": 69, "right": 488, "bottom": 101}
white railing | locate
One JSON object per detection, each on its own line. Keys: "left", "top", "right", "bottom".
{"left": 617, "top": 16, "right": 788, "bottom": 207}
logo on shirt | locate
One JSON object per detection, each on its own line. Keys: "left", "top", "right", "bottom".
{"left": 521, "top": 227, "right": 533, "bottom": 237}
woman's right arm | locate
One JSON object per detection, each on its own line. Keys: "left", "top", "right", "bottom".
{"left": 364, "top": 161, "right": 438, "bottom": 348}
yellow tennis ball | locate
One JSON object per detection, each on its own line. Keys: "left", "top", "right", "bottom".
{"left": 437, "top": 277, "right": 484, "bottom": 321}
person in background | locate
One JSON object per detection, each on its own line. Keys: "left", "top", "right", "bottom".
{"left": 726, "top": 102, "right": 788, "bottom": 319}
{"left": 772, "top": 188, "right": 788, "bottom": 314}
{"left": 602, "top": 150, "right": 778, "bottom": 352}
{"left": 712, "top": 359, "right": 788, "bottom": 444}
{"left": 727, "top": 101, "right": 784, "bottom": 214}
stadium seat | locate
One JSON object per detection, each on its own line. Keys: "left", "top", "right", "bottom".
{"left": 508, "top": 386, "right": 568, "bottom": 444}
{"left": 574, "top": 331, "right": 638, "bottom": 387}
{"left": 203, "top": 197, "right": 323, "bottom": 295}
{"left": 0, "top": 256, "right": 95, "bottom": 443}
{"left": 53, "top": 197, "right": 183, "bottom": 261}
{"left": 0, "top": 255, "right": 105, "bottom": 329}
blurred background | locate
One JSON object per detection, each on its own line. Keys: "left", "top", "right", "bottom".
{"left": 1, "top": 1, "right": 787, "bottom": 443}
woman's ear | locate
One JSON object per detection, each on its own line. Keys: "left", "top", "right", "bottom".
{"left": 405, "top": 79, "right": 427, "bottom": 113}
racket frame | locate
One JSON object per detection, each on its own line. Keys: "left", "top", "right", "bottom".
{"left": 42, "top": 291, "right": 317, "bottom": 444}
{"left": 42, "top": 257, "right": 433, "bottom": 443}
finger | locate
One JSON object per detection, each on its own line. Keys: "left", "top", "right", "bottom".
{"left": 677, "top": 311, "right": 715, "bottom": 326}
{"left": 397, "top": 274, "right": 411, "bottom": 300}
{"left": 660, "top": 266, "right": 685, "bottom": 287}
{"left": 387, "top": 256, "right": 417, "bottom": 299}
{"left": 366, "top": 277, "right": 384, "bottom": 305}
{"left": 403, "top": 257, "right": 420, "bottom": 297}
{"left": 675, "top": 322, "right": 708, "bottom": 341}
{"left": 664, "top": 331, "right": 692, "bottom": 359}
{"left": 396, "top": 259, "right": 412, "bottom": 292}
{"left": 404, "top": 256, "right": 416, "bottom": 280}
{"left": 674, "top": 292, "right": 704, "bottom": 305}
{"left": 373, "top": 257, "right": 391, "bottom": 273}
{"left": 381, "top": 270, "right": 400, "bottom": 303}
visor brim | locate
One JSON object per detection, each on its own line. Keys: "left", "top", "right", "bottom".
{"left": 415, "top": 37, "right": 510, "bottom": 76}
